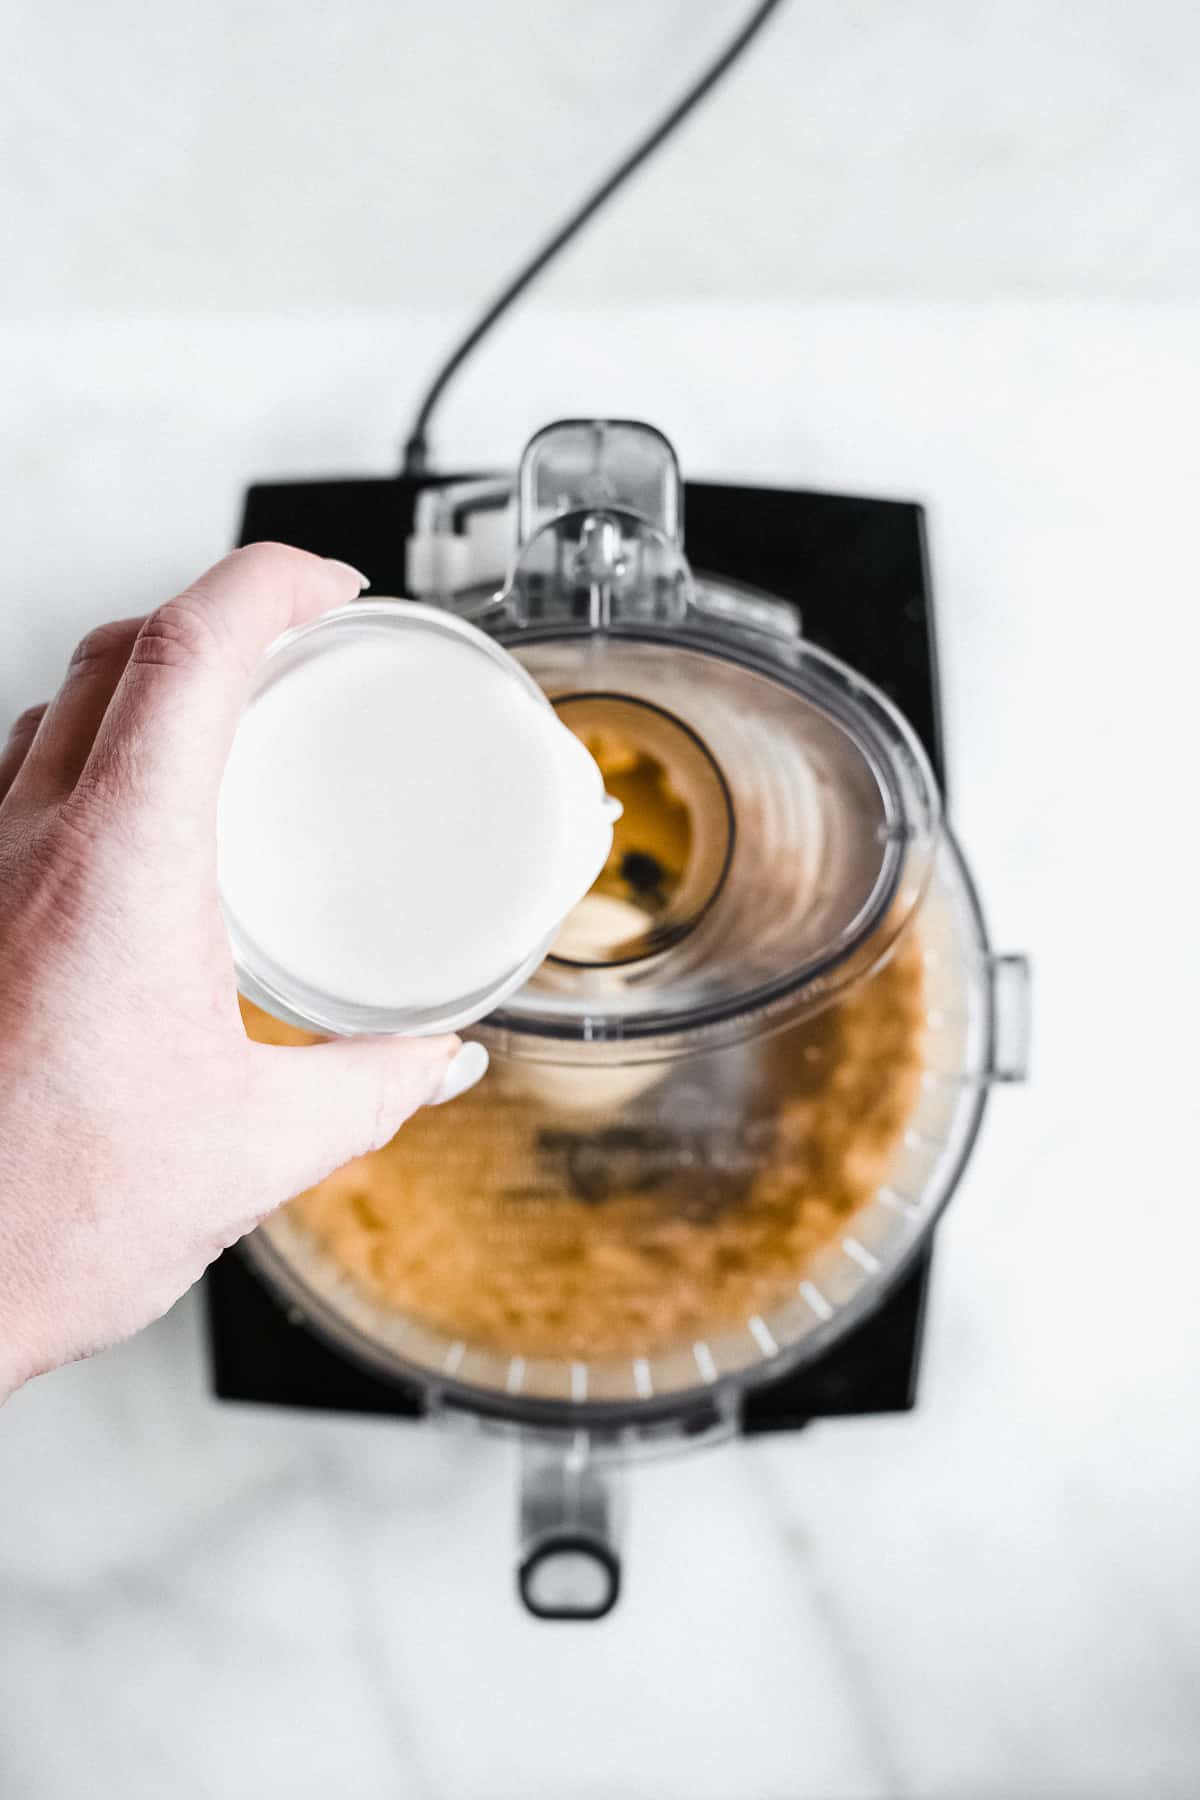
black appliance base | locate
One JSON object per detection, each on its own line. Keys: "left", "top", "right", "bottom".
{"left": 206, "top": 468, "right": 943, "bottom": 1433}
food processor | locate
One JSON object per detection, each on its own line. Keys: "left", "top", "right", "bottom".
{"left": 209, "top": 419, "right": 1029, "bottom": 1619}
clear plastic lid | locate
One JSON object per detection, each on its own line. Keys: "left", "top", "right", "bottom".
{"left": 481, "top": 420, "right": 942, "bottom": 1052}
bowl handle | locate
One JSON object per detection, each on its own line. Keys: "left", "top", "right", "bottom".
{"left": 516, "top": 1439, "right": 625, "bottom": 1622}
{"left": 987, "top": 953, "right": 1032, "bottom": 1083}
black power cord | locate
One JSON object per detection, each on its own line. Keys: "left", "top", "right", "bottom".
{"left": 401, "top": 0, "right": 787, "bottom": 476}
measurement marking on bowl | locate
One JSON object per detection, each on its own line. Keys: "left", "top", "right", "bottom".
{"left": 632, "top": 1357, "right": 654, "bottom": 1399}
{"left": 692, "top": 1342, "right": 718, "bottom": 1384}
{"left": 799, "top": 1280, "right": 833, "bottom": 1322}
{"left": 443, "top": 1340, "right": 465, "bottom": 1376}
{"left": 748, "top": 1314, "right": 778, "bottom": 1356}
{"left": 571, "top": 1362, "right": 588, "bottom": 1403}
{"left": 879, "top": 1185, "right": 920, "bottom": 1218}
{"left": 505, "top": 1357, "right": 525, "bottom": 1396}
{"left": 843, "top": 1236, "right": 881, "bottom": 1274}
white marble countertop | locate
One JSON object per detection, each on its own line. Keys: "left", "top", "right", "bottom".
{"left": 2, "top": 299, "right": 1198, "bottom": 1798}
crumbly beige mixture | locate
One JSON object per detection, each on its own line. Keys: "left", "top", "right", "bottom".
{"left": 241, "top": 932, "right": 924, "bottom": 1361}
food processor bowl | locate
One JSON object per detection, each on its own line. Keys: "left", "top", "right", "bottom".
{"left": 244, "top": 826, "right": 1026, "bottom": 1420}
{"left": 239, "top": 420, "right": 1030, "bottom": 1617}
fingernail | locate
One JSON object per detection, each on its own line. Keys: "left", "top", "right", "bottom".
{"left": 326, "top": 558, "right": 370, "bottom": 592}
{"left": 428, "top": 1041, "right": 489, "bottom": 1107}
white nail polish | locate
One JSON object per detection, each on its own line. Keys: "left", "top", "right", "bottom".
{"left": 326, "top": 558, "right": 370, "bottom": 592}
{"left": 429, "top": 1041, "right": 489, "bottom": 1106}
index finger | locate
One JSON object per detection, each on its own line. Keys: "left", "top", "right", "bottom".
{"left": 77, "top": 544, "right": 367, "bottom": 820}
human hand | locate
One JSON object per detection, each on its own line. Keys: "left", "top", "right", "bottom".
{"left": 0, "top": 545, "right": 480, "bottom": 1399}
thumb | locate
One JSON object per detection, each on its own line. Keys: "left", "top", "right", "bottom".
{"left": 244, "top": 1034, "right": 488, "bottom": 1201}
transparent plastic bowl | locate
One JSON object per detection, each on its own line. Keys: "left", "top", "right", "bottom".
{"left": 243, "top": 827, "right": 1028, "bottom": 1429}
